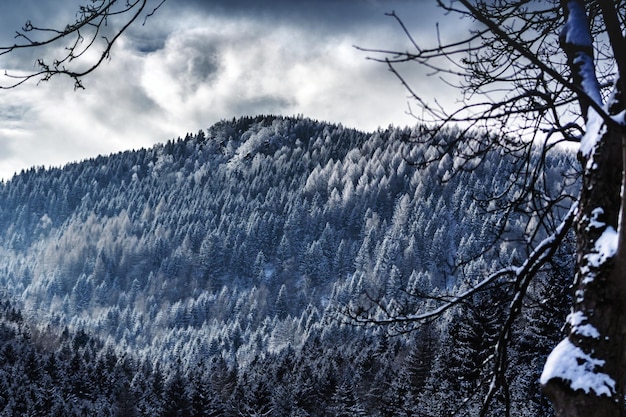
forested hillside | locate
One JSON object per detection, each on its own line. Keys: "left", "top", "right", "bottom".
{"left": 0, "top": 115, "right": 576, "bottom": 415}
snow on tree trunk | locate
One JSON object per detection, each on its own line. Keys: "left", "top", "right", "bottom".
{"left": 541, "top": 1, "right": 626, "bottom": 416}
{"left": 542, "top": 126, "right": 626, "bottom": 417}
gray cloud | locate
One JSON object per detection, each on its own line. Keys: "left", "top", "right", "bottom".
{"left": 162, "top": 36, "right": 222, "bottom": 93}
{"left": 0, "top": 0, "right": 437, "bottom": 42}
{"left": 0, "top": 0, "right": 457, "bottom": 179}
{"left": 0, "top": 105, "right": 28, "bottom": 122}
{"left": 175, "top": 0, "right": 432, "bottom": 25}
{"left": 229, "top": 95, "right": 296, "bottom": 118}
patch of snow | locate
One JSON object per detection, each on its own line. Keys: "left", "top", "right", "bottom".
{"left": 575, "top": 289, "right": 584, "bottom": 303}
{"left": 264, "top": 263, "right": 275, "bottom": 280}
{"left": 541, "top": 338, "right": 616, "bottom": 397}
{"left": 575, "top": 324, "right": 601, "bottom": 339}
{"left": 581, "top": 108, "right": 606, "bottom": 159}
{"left": 567, "top": 311, "right": 600, "bottom": 339}
{"left": 226, "top": 127, "right": 274, "bottom": 168}
{"left": 612, "top": 109, "right": 626, "bottom": 125}
{"left": 581, "top": 226, "right": 617, "bottom": 284}
{"left": 581, "top": 271, "right": 593, "bottom": 284}
{"left": 562, "top": 0, "right": 593, "bottom": 48}
{"left": 562, "top": 0, "right": 603, "bottom": 106}
{"left": 587, "top": 207, "right": 605, "bottom": 229}
{"left": 575, "top": 54, "right": 603, "bottom": 105}
{"left": 567, "top": 311, "right": 586, "bottom": 326}
{"left": 561, "top": 1, "right": 605, "bottom": 157}
{"left": 38, "top": 213, "right": 52, "bottom": 229}
{"left": 588, "top": 227, "right": 618, "bottom": 267}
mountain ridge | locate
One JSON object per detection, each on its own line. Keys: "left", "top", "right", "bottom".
{"left": 0, "top": 114, "right": 575, "bottom": 416}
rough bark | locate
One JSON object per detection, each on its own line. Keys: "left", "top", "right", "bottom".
{"left": 542, "top": 1, "right": 626, "bottom": 415}
{"left": 542, "top": 127, "right": 625, "bottom": 417}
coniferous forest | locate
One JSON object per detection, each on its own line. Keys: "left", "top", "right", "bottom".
{"left": 0, "top": 115, "right": 577, "bottom": 416}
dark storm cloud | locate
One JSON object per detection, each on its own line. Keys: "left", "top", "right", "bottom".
{"left": 0, "top": 1, "right": 79, "bottom": 43}
{"left": 1, "top": 0, "right": 436, "bottom": 36}
{"left": 174, "top": 0, "right": 434, "bottom": 32}
{"left": 1, "top": 0, "right": 438, "bottom": 51}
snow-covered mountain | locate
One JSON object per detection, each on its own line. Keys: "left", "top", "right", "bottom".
{"left": 0, "top": 115, "right": 575, "bottom": 416}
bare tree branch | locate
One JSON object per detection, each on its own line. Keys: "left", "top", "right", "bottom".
{"left": 0, "top": 0, "right": 165, "bottom": 89}
{"left": 480, "top": 201, "right": 577, "bottom": 416}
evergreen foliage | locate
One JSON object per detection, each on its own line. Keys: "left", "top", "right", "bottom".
{"left": 0, "top": 115, "right": 575, "bottom": 415}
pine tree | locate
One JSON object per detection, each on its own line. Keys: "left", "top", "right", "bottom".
{"left": 328, "top": 380, "right": 367, "bottom": 417}
{"left": 162, "top": 369, "right": 191, "bottom": 417}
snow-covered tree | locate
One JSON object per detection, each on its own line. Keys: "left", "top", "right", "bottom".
{"left": 359, "top": 0, "right": 626, "bottom": 415}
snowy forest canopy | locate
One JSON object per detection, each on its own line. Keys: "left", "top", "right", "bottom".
{"left": 0, "top": 115, "right": 577, "bottom": 416}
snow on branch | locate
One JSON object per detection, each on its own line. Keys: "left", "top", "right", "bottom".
{"left": 561, "top": 0, "right": 602, "bottom": 106}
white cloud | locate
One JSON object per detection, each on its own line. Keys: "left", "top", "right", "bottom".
{"left": 0, "top": 3, "right": 454, "bottom": 180}
{"left": 140, "top": 17, "right": 418, "bottom": 130}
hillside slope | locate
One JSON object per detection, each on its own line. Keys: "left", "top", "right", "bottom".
{"left": 0, "top": 115, "right": 576, "bottom": 415}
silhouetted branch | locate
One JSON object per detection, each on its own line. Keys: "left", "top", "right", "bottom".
{"left": 0, "top": 0, "right": 166, "bottom": 89}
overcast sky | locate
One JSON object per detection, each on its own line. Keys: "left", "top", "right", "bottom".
{"left": 0, "top": 0, "right": 459, "bottom": 180}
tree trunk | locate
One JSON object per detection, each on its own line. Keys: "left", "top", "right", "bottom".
{"left": 543, "top": 126, "right": 626, "bottom": 416}
{"left": 542, "top": 1, "right": 626, "bottom": 414}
